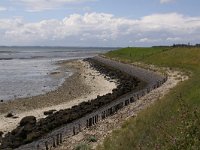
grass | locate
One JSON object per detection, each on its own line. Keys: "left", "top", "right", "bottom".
{"left": 87, "top": 135, "right": 98, "bottom": 143}
{"left": 106, "top": 46, "right": 171, "bottom": 62}
{"left": 75, "top": 143, "right": 91, "bottom": 150}
{"left": 98, "top": 47, "right": 200, "bottom": 150}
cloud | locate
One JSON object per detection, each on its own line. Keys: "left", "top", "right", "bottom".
{"left": 166, "top": 37, "right": 181, "bottom": 41}
{"left": 13, "top": 0, "right": 97, "bottom": 11}
{"left": 0, "top": 6, "right": 7, "bottom": 11}
{"left": 0, "top": 12, "right": 200, "bottom": 46}
{"left": 160, "top": 0, "right": 176, "bottom": 4}
{"left": 136, "top": 38, "right": 161, "bottom": 43}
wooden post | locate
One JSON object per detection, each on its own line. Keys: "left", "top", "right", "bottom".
{"left": 92, "top": 116, "right": 95, "bottom": 125}
{"left": 89, "top": 118, "right": 93, "bottom": 126}
{"left": 94, "top": 115, "right": 96, "bottom": 123}
{"left": 79, "top": 124, "right": 81, "bottom": 132}
{"left": 86, "top": 119, "right": 89, "bottom": 128}
{"left": 45, "top": 141, "right": 49, "bottom": 150}
{"left": 56, "top": 134, "right": 60, "bottom": 145}
{"left": 102, "top": 111, "right": 105, "bottom": 119}
{"left": 52, "top": 137, "right": 56, "bottom": 147}
{"left": 37, "top": 144, "right": 40, "bottom": 150}
{"left": 97, "top": 115, "right": 99, "bottom": 123}
{"left": 73, "top": 126, "right": 76, "bottom": 135}
{"left": 60, "top": 133, "right": 63, "bottom": 144}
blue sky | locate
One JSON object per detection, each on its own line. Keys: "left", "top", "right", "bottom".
{"left": 0, "top": 0, "right": 200, "bottom": 46}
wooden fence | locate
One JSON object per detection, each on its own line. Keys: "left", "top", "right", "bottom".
{"left": 14, "top": 57, "right": 167, "bottom": 150}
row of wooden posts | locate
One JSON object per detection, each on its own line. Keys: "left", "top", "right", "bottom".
{"left": 15, "top": 76, "right": 167, "bottom": 150}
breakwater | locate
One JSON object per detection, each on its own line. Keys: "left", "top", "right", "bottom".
{"left": 1, "top": 56, "right": 167, "bottom": 150}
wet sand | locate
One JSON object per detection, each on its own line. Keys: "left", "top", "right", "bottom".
{"left": 0, "top": 60, "right": 116, "bottom": 134}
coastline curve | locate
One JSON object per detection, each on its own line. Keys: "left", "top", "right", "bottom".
{"left": 2, "top": 56, "right": 167, "bottom": 150}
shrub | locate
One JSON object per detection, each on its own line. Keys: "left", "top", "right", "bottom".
{"left": 87, "top": 135, "right": 97, "bottom": 142}
{"left": 74, "top": 143, "right": 91, "bottom": 150}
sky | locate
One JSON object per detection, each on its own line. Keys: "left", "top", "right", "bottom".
{"left": 0, "top": 0, "right": 200, "bottom": 47}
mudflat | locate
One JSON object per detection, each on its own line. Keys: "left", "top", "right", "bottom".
{"left": 0, "top": 60, "right": 116, "bottom": 134}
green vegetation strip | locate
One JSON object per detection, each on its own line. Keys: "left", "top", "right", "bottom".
{"left": 98, "top": 47, "right": 200, "bottom": 150}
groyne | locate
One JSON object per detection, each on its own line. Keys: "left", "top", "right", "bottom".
{"left": 2, "top": 56, "right": 167, "bottom": 150}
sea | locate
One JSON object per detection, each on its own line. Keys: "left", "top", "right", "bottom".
{"left": 0, "top": 47, "right": 116, "bottom": 101}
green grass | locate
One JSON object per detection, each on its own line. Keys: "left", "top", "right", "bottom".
{"left": 98, "top": 47, "right": 200, "bottom": 150}
{"left": 106, "top": 46, "right": 171, "bottom": 62}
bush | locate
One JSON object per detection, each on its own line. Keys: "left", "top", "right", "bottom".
{"left": 87, "top": 135, "right": 97, "bottom": 142}
{"left": 74, "top": 143, "right": 91, "bottom": 150}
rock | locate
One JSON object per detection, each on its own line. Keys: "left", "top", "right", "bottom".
{"left": 50, "top": 71, "right": 60, "bottom": 75}
{"left": 0, "top": 131, "right": 3, "bottom": 142}
{"left": 0, "top": 131, "right": 3, "bottom": 136}
{"left": 26, "top": 132, "right": 40, "bottom": 142}
{"left": 23, "top": 123, "right": 35, "bottom": 132}
{"left": 5, "top": 112, "right": 14, "bottom": 118}
{"left": 12, "top": 116, "right": 19, "bottom": 119}
{"left": 11, "top": 126, "right": 22, "bottom": 135}
{"left": 43, "top": 110, "right": 56, "bottom": 116}
{"left": 19, "top": 116, "right": 36, "bottom": 127}
{"left": 1, "top": 58, "right": 141, "bottom": 149}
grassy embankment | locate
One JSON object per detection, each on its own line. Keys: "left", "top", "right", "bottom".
{"left": 98, "top": 47, "right": 200, "bottom": 150}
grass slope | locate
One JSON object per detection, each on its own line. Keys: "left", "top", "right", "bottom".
{"left": 98, "top": 47, "right": 200, "bottom": 150}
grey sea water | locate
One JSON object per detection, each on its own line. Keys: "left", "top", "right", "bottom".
{"left": 0, "top": 47, "right": 116, "bottom": 101}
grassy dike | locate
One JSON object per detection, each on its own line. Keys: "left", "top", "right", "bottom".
{"left": 98, "top": 47, "right": 200, "bottom": 150}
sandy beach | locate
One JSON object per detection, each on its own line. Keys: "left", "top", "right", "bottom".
{"left": 0, "top": 60, "right": 116, "bottom": 134}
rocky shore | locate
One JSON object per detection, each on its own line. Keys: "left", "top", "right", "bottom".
{"left": 55, "top": 65, "right": 189, "bottom": 150}
{"left": 0, "top": 60, "right": 91, "bottom": 114}
{"left": 0, "top": 58, "right": 142, "bottom": 149}
{"left": 0, "top": 59, "right": 117, "bottom": 148}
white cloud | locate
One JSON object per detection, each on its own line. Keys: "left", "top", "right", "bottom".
{"left": 160, "top": 0, "right": 176, "bottom": 4}
{"left": 0, "top": 6, "right": 7, "bottom": 11}
{"left": 166, "top": 37, "right": 181, "bottom": 41}
{"left": 136, "top": 38, "right": 161, "bottom": 43}
{"left": 14, "top": 0, "right": 97, "bottom": 11}
{"left": 0, "top": 12, "right": 200, "bottom": 46}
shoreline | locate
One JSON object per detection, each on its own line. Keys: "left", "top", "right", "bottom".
{"left": 1, "top": 56, "right": 144, "bottom": 149}
{"left": 0, "top": 59, "right": 117, "bottom": 134}
{"left": 54, "top": 66, "right": 189, "bottom": 150}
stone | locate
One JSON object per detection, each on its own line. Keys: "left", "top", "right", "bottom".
{"left": 12, "top": 116, "right": 19, "bottom": 119}
{"left": 5, "top": 112, "right": 14, "bottom": 118}
{"left": 26, "top": 132, "right": 40, "bottom": 142}
{"left": 0, "top": 131, "right": 3, "bottom": 137}
{"left": 0, "top": 58, "right": 141, "bottom": 149}
{"left": 44, "top": 110, "right": 56, "bottom": 116}
{"left": 19, "top": 116, "right": 36, "bottom": 127}
{"left": 0, "top": 131, "right": 3, "bottom": 142}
